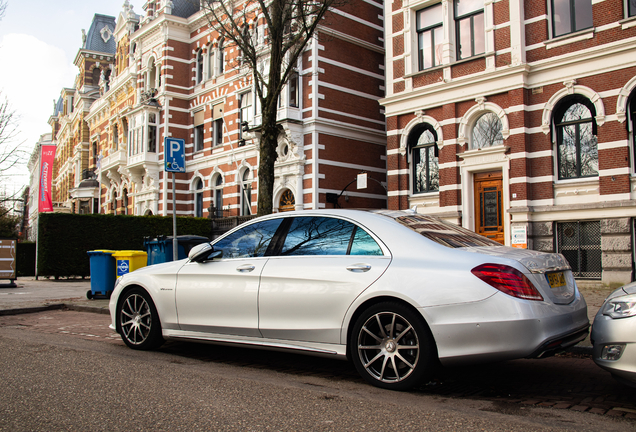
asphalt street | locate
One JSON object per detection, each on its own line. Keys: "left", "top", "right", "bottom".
{"left": 0, "top": 276, "right": 634, "bottom": 430}
{"left": 0, "top": 318, "right": 634, "bottom": 432}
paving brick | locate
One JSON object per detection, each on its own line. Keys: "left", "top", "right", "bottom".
{"left": 606, "top": 409, "right": 625, "bottom": 417}
{"left": 589, "top": 408, "right": 607, "bottom": 415}
{"left": 571, "top": 405, "right": 589, "bottom": 412}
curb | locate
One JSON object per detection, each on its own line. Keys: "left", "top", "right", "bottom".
{"left": 0, "top": 303, "right": 110, "bottom": 316}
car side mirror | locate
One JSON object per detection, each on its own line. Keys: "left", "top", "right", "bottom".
{"left": 188, "top": 243, "right": 220, "bottom": 263}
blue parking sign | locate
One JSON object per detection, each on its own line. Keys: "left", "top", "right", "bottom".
{"left": 165, "top": 138, "right": 185, "bottom": 173}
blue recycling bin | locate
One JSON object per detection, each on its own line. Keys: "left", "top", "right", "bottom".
{"left": 87, "top": 250, "right": 116, "bottom": 299}
{"left": 144, "top": 235, "right": 209, "bottom": 265}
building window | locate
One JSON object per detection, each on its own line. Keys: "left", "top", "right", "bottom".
{"left": 630, "top": 92, "right": 636, "bottom": 173}
{"left": 194, "top": 178, "right": 203, "bottom": 217}
{"left": 554, "top": 98, "right": 598, "bottom": 180}
{"left": 630, "top": 0, "right": 636, "bottom": 17}
{"left": 92, "top": 68, "right": 101, "bottom": 86}
{"left": 241, "top": 169, "right": 252, "bottom": 216}
{"left": 417, "top": 4, "right": 443, "bottom": 70}
{"left": 557, "top": 221, "right": 601, "bottom": 279}
{"left": 214, "top": 118, "right": 224, "bottom": 147}
{"left": 239, "top": 92, "right": 253, "bottom": 140}
{"left": 122, "top": 189, "right": 129, "bottom": 215}
{"left": 551, "top": 0, "right": 593, "bottom": 38}
{"left": 289, "top": 73, "right": 299, "bottom": 108}
{"left": 409, "top": 127, "right": 439, "bottom": 193}
{"left": 113, "top": 124, "right": 119, "bottom": 149}
{"left": 472, "top": 112, "right": 503, "bottom": 149}
{"left": 213, "top": 175, "right": 224, "bottom": 217}
{"left": 218, "top": 39, "right": 225, "bottom": 75}
{"left": 147, "top": 113, "right": 157, "bottom": 153}
{"left": 195, "top": 125, "right": 204, "bottom": 152}
{"left": 455, "top": 0, "right": 485, "bottom": 60}
{"left": 92, "top": 141, "right": 98, "bottom": 166}
{"left": 196, "top": 49, "right": 204, "bottom": 84}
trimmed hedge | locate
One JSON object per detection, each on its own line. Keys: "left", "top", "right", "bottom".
{"left": 17, "top": 242, "right": 36, "bottom": 277}
{"left": 38, "top": 213, "right": 212, "bottom": 278}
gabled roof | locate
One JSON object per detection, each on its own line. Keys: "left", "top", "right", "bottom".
{"left": 84, "top": 14, "right": 117, "bottom": 54}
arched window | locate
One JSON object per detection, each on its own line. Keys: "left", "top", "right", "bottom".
{"left": 241, "top": 169, "right": 252, "bottom": 216}
{"left": 217, "top": 39, "right": 225, "bottom": 75}
{"left": 408, "top": 125, "right": 439, "bottom": 194}
{"left": 471, "top": 112, "right": 503, "bottom": 149}
{"left": 279, "top": 189, "right": 295, "bottom": 212}
{"left": 92, "top": 68, "right": 101, "bottom": 86}
{"left": 122, "top": 189, "right": 129, "bottom": 215}
{"left": 207, "top": 43, "right": 215, "bottom": 80}
{"left": 112, "top": 191, "right": 118, "bottom": 215}
{"left": 194, "top": 178, "right": 203, "bottom": 217}
{"left": 213, "top": 175, "right": 223, "bottom": 217}
{"left": 554, "top": 97, "right": 598, "bottom": 180}
{"left": 148, "top": 57, "right": 157, "bottom": 90}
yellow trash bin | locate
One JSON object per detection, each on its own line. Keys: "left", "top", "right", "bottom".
{"left": 112, "top": 250, "right": 148, "bottom": 279}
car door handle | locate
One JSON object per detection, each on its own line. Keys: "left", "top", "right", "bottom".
{"left": 236, "top": 264, "right": 255, "bottom": 273}
{"left": 346, "top": 264, "right": 371, "bottom": 273}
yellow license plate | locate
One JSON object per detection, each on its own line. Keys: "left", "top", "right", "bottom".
{"left": 547, "top": 272, "right": 566, "bottom": 289}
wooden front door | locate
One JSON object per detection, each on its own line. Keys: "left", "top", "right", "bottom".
{"left": 474, "top": 171, "right": 504, "bottom": 244}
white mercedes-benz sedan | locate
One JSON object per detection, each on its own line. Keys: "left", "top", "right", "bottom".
{"left": 109, "top": 209, "right": 589, "bottom": 390}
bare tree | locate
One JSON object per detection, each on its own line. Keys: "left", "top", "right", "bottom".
{"left": 199, "top": 0, "right": 342, "bottom": 215}
{"left": 0, "top": 94, "right": 28, "bottom": 204}
{"left": 0, "top": 0, "right": 6, "bottom": 21}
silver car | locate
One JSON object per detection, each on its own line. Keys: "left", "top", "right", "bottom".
{"left": 591, "top": 282, "right": 636, "bottom": 387}
{"left": 109, "top": 209, "right": 589, "bottom": 390}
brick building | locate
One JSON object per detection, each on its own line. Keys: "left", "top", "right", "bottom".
{"left": 74, "top": 0, "right": 386, "bottom": 218}
{"left": 49, "top": 14, "right": 118, "bottom": 215}
{"left": 382, "top": 0, "right": 636, "bottom": 286}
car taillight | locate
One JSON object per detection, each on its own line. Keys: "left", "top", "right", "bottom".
{"left": 471, "top": 263, "right": 543, "bottom": 301}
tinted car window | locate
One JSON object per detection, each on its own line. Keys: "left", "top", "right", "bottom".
{"left": 213, "top": 219, "right": 283, "bottom": 258}
{"left": 350, "top": 227, "right": 383, "bottom": 256}
{"left": 281, "top": 217, "right": 355, "bottom": 256}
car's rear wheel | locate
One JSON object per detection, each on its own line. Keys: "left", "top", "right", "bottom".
{"left": 351, "top": 302, "right": 437, "bottom": 390}
{"left": 117, "top": 288, "right": 164, "bottom": 350}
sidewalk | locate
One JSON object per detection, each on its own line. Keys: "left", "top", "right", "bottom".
{"left": 0, "top": 276, "right": 110, "bottom": 315}
{"left": 0, "top": 276, "right": 615, "bottom": 349}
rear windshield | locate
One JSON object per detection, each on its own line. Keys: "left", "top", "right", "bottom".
{"left": 378, "top": 212, "right": 502, "bottom": 248}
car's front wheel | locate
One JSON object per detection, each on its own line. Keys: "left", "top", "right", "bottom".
{"left": 117, "top": 288, "right": 164, "bottom": 350}
{"left": 351, "top": 302, "right": 437, "bottom": 390}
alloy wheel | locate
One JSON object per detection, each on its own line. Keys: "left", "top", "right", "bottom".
{"left": 357, "top": 311, "right": 420, "bottom": 383}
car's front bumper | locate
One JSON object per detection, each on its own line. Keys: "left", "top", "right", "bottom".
{"left": 591, "top": 313, "right": 636, "bottom": 387}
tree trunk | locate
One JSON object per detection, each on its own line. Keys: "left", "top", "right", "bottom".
{"left": 256, "top": 108, "right": 280, "bottom": 216}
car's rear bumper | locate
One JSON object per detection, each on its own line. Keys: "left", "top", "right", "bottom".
{"left": 421, "top": 291, "right": 589, "bottom": 366}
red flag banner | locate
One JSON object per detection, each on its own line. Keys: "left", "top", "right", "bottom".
{"left": 38, "top": 145, "right": 56, "bottom": 213}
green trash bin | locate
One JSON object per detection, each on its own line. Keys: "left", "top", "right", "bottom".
{"left": 112, "top": 250, "right": 148, "bottom": 279}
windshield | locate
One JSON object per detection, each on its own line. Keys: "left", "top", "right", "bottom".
{"left": 374, "top": 211, "right": 502, "bottom": 248}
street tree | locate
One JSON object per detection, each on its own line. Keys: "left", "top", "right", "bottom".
{"left": 199, "top": 0, "right": 344, "bottom": 215}
{"left": 0, "top": 93, "right": 28, "bottom": 202}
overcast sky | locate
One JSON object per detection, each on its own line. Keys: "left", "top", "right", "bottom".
{"left": 0, "top": 0, "right": 143, "bottom": 195}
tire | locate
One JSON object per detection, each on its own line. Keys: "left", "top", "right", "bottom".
{"left": 86, "top": 290, "right": 93, "bottom": 300}
{"left": 350, "top": 302, "right": 437, "bottom": 390}
{"left": 117, "top": 288, "right": 164, "bottom": 350}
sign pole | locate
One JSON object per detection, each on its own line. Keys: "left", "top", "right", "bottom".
{"left": 172, "top": 172, "right": 178, "bottom": 261}
{"left": 164, "top": 137, "right": 185, "bottom": 261}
